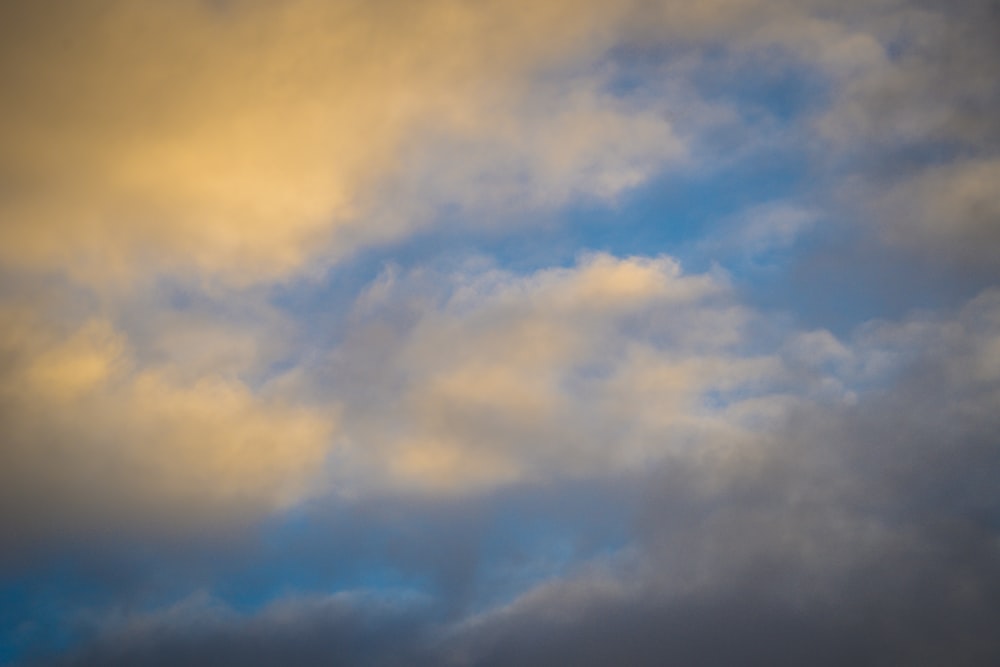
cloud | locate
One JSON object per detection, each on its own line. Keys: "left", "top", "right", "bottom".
{"left": 866, "top": 157, "right": 1000, "bottom": 266}
{"left": 695, "top": 201, "right": 820, "bottom": 266}
{"left": 6, "top": 0, "right": 991, "bottom": 287}
{"left": 802, "top": 1, "right": 1000, "bottom": 268}
{"left": 0, "top": 250, "right": 787, "bottom": 546}
{"left": 0, "top": 251, "right": 779, "bottom": 545}
{"left": 449, "top": 287, "right": 1000, "bottom": 665}
{"left": 316, "top": 253, "right": 796, "bottom": 494}
{"left": 815, "top": 0, "right": 1000, "bottom": 146}
{"left": 0, "top": 307, "right": 336, "bottom": 550}
{"left": 38, "top": 591, "right": 434, "bottom": 667}
{"left": 3, "top": 1, "right": 999, "bottom": 664}
{"left": 0, "top": 0, "right": 684, "bottom": 286}
{"left": 34, "top": 282, "right": 1000, "bottom": 664}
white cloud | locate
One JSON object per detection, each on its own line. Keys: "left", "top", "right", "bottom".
{"left": 0, "top": 0, "right": 683, "bottom": 287}
{"left": 321, "top": 253, "right": 789, "bottom": 494}
{"left": 0, "top": 307, "right": 336, "bottom": 541}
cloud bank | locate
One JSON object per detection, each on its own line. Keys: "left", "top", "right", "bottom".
{"left": 1, "top": 0, "right": 998, "bottom": 665}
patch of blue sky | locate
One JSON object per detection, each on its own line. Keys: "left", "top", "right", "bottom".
{"left": 262, "top": 42, "right": 990, "bottom": 392}
{"left": 167, "top": 508, "right": 432, "bottom": 618}
{"left": 0, "top": 560, "right": 115, "bottom": 666}
{"left": 213, "top": 481, "right": 640, "bottom": 616}
{"left": 268, "top": 134, "right": 811, "bottom": 337}
{"left": 565, "top": 153, "right": 813, "bottom": 267}
{"left": 601, "top": 40, "right": 833, "bottom": 132}
{"left": 266, "top": 42, "right": 830, "bottom": 327}
{"left": 0, "top": 580, "right": 35, "bottom": 665}
{"left": 470, "top": 523, "right": 629, "bottom": 614}
{"left": 210, "top": 562, "right": 431, "bottom": 620}
{"left": 0, "top": 521, "right": 435, "bottom": 664}
{"left": 460, "top": 481, "right": 637, "bottom": 609}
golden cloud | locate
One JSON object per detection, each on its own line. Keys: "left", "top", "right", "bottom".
{"left": 324, "top": 254, "right": 784, "bottom": 494}
{"left": 0, "top": 0, "right": 682, "bottom": 286}
{"left": 0, "top": 308, "right": 336, "bottom": 540}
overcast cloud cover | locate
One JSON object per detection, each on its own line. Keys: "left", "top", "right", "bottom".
{"left": 1, "top": 0, "right": 998, "bottom": 665}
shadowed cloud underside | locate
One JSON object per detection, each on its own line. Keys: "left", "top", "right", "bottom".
{"left": 1, "top": 1, "right": 998, "bottom": 665}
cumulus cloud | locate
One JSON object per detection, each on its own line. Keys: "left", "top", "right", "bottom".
{"left": 0, "top": 0, "right": 685, "bottom": 286}
{"left": 866, "top": 157, "right": 1000, "bottom": 265}
{"left": 33, "top": 286, "right": 1000, "bottom": 667}
{"left": 808, "top": 1, "right": 1000, "bottom": 265}
{"left": 4, "top": 0, "right": 991, "bottom": 286}
{"left": 2, "top": 0, "right": 999, "bottom": 664}
{"left": 319, "top": 253, "right": 794, "bottom": 494}
{"left": 0, "top": 251, "right": 782, "bottom": 549}
{"left": 815, "top": 0, "right": 1000, "bottom": 146}
{"left": 0, "top": 250, "right": 785, "bottom": 547}
{"left": 0, "top": 306, "right": 335, "bottom": 549}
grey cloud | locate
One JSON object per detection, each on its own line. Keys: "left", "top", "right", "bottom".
{"left": 864, "top": 157, "right": 1000, "bottom": 267}
{"left": 4, "top": 1, "right": 1000, "bottom": 664}
{"left": 37, "top": 593, "right": 435, "bottom": 667}
{"left": 311, "top": 254, "right": 790, "bottom": 494}
{"left": 28, "top": 289, "right": 1000, "bottom": 666}
{"left": 817, "top": 0, "right": 1000, "bottom": 147}
{"left": 813, "top": 1, "right": 1000, "bottom": 270}
{"left": 445, "top": 288, "right": 1000, "bottom": 666}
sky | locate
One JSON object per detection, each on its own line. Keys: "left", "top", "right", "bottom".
{"left": 1, "top": 0, "right": 999, "bottom": 664}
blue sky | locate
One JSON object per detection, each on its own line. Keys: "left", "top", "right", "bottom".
{"left": 1, "top": 1, "right": 999, "bottom": 665}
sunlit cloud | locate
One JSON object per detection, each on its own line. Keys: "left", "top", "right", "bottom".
{"left": 318, "top": 254, "right": 791, "bottom": 494}
{"left": 0, "top": 308, "right": 335, "bottom": 546}
{"left": 1, "top": 0, "right": 998, "bottom": 665}
{"left": 0, "top": 0, "right": 683, "bottom": 286}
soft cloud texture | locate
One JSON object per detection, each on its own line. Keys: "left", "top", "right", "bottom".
{"left": 2, "top": 0, "right": 999, "bottom": 664}
{"left": 33, "top": 286, "right": 1000, "bottom": 666}
{"left": 320, "top": 254, "right": 790, "bottom": 493}
{"left": 0, "top": 0, "right": 683, "bottom": 285}
{"left": 0, "top": 307, "right": 335, "bottom": 548}
{"left": 5, "top": 0, "right": 994, "bottom": 285}
{"left": 869, "top": 158, "right": 1000, "bottom": 265}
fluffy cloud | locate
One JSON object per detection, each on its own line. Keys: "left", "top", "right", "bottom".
{"left": 0, "top": 307, "right": 335, "bottom": 548}
{"left": 815, "top": 0, "right": 1000, "bottom": 146}
{"left": 26, "top": 281, "right": 1000, "bottom": 666}
{"left": 0, "top": 251, "right": 781, "bottom": 547}
{"left": 3, "top": 1, "right": 999, "bottom": 664}
{"left": 320, "top": 253, "right": 796, "bottom": 494}
{"left": 866, "top": 158, "right": 1000, "bottom": 265}
{"left": 0, "top": 0, "right": 683, "bottom": 286}
{"left": 35, "top": 286, "right": 1000, "bottom": 667}
{"left": 0, "top": 251, "right": 807, "bottom": 545}
{"left": 4, "top": 0, "right": 991, "bottom": 286}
